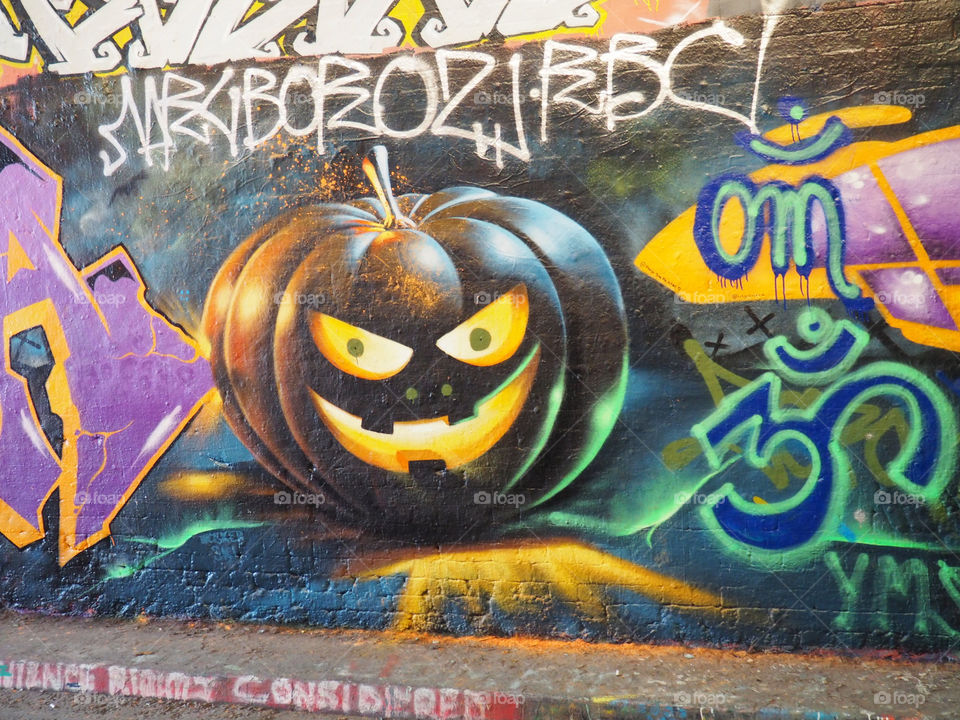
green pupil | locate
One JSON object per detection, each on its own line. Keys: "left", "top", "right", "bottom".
{"left": 347, "top": 338, "right": 364, "bottom": 357}
{"left": 470, "top": 328, "right": 491, "bottom": 351}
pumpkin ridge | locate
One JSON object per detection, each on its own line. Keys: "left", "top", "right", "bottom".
{"left": 224, "top": 219, "right": 381, "bottom": 514}
{"left": 204, "top": 147, "right": 628, "bottom": 539}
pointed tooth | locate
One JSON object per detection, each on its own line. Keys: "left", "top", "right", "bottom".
{"left": 445, "top": 407, "right": 475, "bottom": 425}
{"left": 360, "top": 413, "right": 395, "bottom": 433}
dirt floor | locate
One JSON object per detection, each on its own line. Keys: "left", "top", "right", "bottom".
{"left": 0, "top": 689, "right": 360, "bottom": 719}
{"left": 0, "top": 611, "right": 956, "bottom": 718}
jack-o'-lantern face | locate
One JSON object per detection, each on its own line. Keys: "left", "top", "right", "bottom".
{"left": 274, "top": 207, "right": 567, "bottom": 496}
{"left": 307, "top": 283, "right": 538, "bottom": 473}
{"left": 203, "top": 146, "right": 628, "bottom": 534}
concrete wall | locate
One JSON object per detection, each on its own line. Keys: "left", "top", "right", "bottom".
{"left": 0, "top": 0, "right": 959, "bottom": 650}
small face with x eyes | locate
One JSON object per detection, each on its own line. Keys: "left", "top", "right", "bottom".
{"left": 307, "top": 283, "right": 540, "bottom": 475}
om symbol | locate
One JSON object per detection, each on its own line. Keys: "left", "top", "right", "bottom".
{"left": 691, "top": 308, "right": 956, "bottom": 560}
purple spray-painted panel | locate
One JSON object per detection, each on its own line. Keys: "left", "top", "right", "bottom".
{"left": 878, "top": 138, "right": 960, "bottom": 261}
{"left": 0, "top": 126, "right": 213, "bottom": 563}
{"left": 810, "top": 167, "right": 916, "bottom": 266}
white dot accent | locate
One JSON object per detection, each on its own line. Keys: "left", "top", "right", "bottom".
{"left": 895, "top": 161, "right": 923, "bottom": 180}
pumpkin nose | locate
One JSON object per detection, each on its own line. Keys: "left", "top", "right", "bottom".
{"left": 401, "top": 380, "right": 472, "bottom": 424}
{"left": 402, "top": 383, "right": 454, "bottom": 403}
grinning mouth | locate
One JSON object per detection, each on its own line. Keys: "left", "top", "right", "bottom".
{"left": 311, "top": 345, "right": 541, "bottom": 474}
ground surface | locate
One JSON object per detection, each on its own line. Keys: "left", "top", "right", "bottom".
{"left": 0, "top": 612, "right": 956, "bottom": 718}
{"left": 0, "top": 689, "right": 357, "bottom": 719}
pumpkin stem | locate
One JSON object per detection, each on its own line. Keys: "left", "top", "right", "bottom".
{"left": 362, "top": 146, "right": 413, "bottom": 229}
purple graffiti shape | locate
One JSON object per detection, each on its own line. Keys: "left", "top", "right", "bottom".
{"left": 0, "top": 124, "right": 213, "bottom": 564}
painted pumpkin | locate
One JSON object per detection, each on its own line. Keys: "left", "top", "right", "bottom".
{"left": 203, "top": 147, "right": 628, "bottom": 537}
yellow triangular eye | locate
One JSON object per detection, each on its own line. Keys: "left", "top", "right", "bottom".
{"left": 310, "top": 314, "right": 413, "bottom": 380}
{"left": 436, "top": 284, "right": 528, "bottom": 366}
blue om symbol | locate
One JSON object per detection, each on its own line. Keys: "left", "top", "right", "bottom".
{"left": 692, "top": 97, "right": 873, "bottom": 315}
{"left": 691, "top": 308, "right": 956, "bottom": 560}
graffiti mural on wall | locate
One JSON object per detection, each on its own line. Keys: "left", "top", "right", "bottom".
{"left": 637, "top": 103, "right": 960, "bottom": 351}
{"left": 0, "top": 0, "right": 709, "bottom": 73}
{"left": 204, "top": 144, "right": 628, "bottom": 536}
{"left": 0, "top": 0, "right": 959, "bottom": 649}
{"left": 689, "top": 307, "right": 955, "bottom": 561}
{"left": 0, "top": 126, "right": 212, "bottom": 563}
